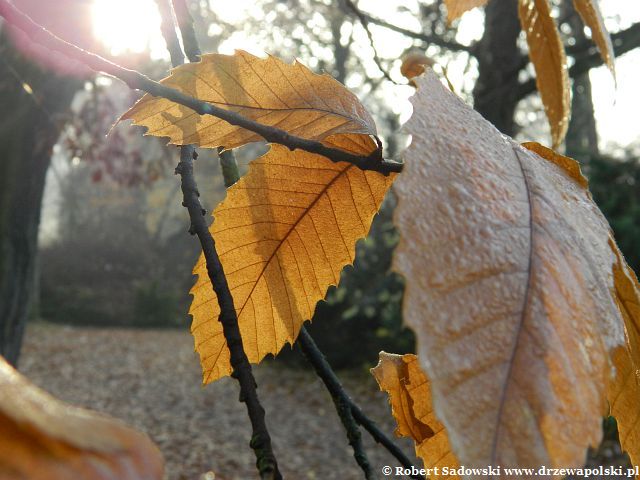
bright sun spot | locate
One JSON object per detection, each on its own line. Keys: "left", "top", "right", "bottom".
{"left": 92, "top": 0, "right": 165, "bottom": 57}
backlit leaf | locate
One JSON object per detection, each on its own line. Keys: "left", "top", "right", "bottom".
{"left": 573, "top": 0, "right": 615, "bottom": 78}
{"left": 372, "top": 352, "right": 459, "bottom": 477}
{"left": 444, "top": 0, "right": 488, "bottom": 23}
{"left": 394, "top": 71, "right": 627, "bottom": 471}
{"left": 519, "top": 0, "right": 570, "bottom": 148}
{"left": 0, "top": 358, "right": 163, "bottom": 480}
{"left": 190, "top": 134, "right": 394, "bottom": 383}
{"left": 120, "top": 51, "right": 376, "bottom": 150}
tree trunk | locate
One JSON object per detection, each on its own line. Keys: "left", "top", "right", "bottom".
{"left": 564, "top": 4, "right": 599, "bottom": 160}
{"left": 0, "top": 38, "right": 80, "bottom": 365}
{"left": 472, "top": 0, "right": 522, "bottom": 136}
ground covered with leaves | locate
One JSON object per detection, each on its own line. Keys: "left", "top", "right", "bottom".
{"left": 19, "top": 322, "right": 417, "bottom": 480}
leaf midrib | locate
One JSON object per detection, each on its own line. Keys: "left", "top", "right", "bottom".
{"left": 489, "top": 146, "right": 536, "bottom": 466}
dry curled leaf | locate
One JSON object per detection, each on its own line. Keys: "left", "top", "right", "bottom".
{"left": 394, "top": 71, "right": 627, "bottom": 473}
{"left": 444, "top": 0, "right": 488, "bottom": 23}
{"left": 519, "top": 0, "right": 570, "bottom": 148}
{"left": 400, "top": 52, "right": 435, "bottom": 81}
{"left": 372, "top": 352, "right": 459, "bottom": 478}
{"left": 120, "top": 50, "right": 376, "bottom": 150}
{"left": 0, "top": 358, "right": 164, "bottom": 480}
{"left": 573, "top": 0, "right": 616, "bottom": 78}
{"left": 190, "top": 134, "right": 394, "bottom": 383}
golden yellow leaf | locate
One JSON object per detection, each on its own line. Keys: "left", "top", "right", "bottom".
{"left": 444, "top": 0, "right": 488, "bottom": 23}
{"left": 574, "top": 0, "right": 616, "bottom": 78}
{"left": 607, "top": 240, "right": 640, "bottom": 469}
{"left": 519, "top": 0, "right": 570, "bottom": 148}
{"left": 372, "top": 352, "right": 459, "bottom": 478}
{"left": 120, "top": 51, "right": 376, "bottom": 150}
{"left": 394, "top": 71, "right": 627, "bottom": 471}
{"left": 0, "top": 358, "right": 163, "bottom": 480}
{"left": 190, "top": 134, "right": 394, "bottom": 383}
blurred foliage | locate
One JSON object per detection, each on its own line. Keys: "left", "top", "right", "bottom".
{"left": 586, "top": 151, "right": 640, "bottom": 273}
{"left": 39, "top": 149, "right": 226, "bottom": 328}
{"left": 134, "top": 280, "right": 182, "bottom": 327}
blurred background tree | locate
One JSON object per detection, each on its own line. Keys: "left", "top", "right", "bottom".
{"left": 1, "top": 0, "right": 639, "bottom": 374}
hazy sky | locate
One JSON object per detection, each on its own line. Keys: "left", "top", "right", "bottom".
{"left": 91, "top": 0, "right": 639, "bottom": 151}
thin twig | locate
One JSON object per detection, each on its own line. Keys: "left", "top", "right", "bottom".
{"left": 156, "top": 1, "right": 281, "bottom": 478}
{"left": 0, "top": 0, "right": 402, "bottom": 175}
{"left": 171, "top": 0, "right": 201, "bottom": 62}
{"left": 156, "top": 0, "right": 184, "bottom": 66}
{"left": 297, "top": 328, "right": 422, "bottom": 480}
{"left": 343, "top": 0, "right": 399, "bottom": 85}
{"left": 331, "top": 0, "right": 473, "bottom": 54}
{"left": 298, "top": 328, "right": 374, "bottom": 479}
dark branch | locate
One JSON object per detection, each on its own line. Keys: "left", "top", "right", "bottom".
{"left": 171, "top": 0, "right": 201, "bottom": 62}
{"left": 297, "top": 328, "right": 422, "bottom": 480}
{"left": 157, "top": 1, "right": 281, "bottom": 478}
{"left": 0, "top": 0, "right": 402, "bottom": 175}
{"left": 343, "top": 3, "right": 474, "bottom": 54}
{"left": 156, "top": 0, "right": 184, "bottom": 66}
{"left": 174, "top": 148, "right": 281, "bottom": 480}
{"left": 297, "top": 328, "right": 374, "bottom": 479}
{"left": 517, "top": 22, "right": 640, "bottom": 100}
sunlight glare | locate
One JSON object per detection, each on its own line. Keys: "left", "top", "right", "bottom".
{"left": 92, "top": 0, "right": 165, "bottom": 57}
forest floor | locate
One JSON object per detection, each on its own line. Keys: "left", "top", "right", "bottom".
{"left": 19, "top": 322, "right": 418, "bottom": 480}
{"left": 19, "top": 322, "right": 630, "bottom": 480}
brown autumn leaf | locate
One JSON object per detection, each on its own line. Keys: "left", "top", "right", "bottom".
{"left": 393, "top": 71, "right": 627, "bottom": 473}
{"left": 190, "top": 133, "right": 394, "bottom": 383}
{"left": 607, "top": 240, "right": 640, "bottom": 469}
{"left": 372, "top": 352, "right": 459, "bottom": 478}
{"left": 444, "top": 0, "right": 488, "bottom": 23}
{"left": 0, "top": 357, "right": 163, "bottom": 480}
{"left": 574, "top": 0, "right": 616, "bottom": 78}
{"left": 120, "top": 50, "right": 376, "bottom": 150}
{"left": 400, "top": 52, "right": 435, "bottom": 80}
{"left": 525, "top": 144, "right": 640, "bottom": 468}
{"left": 519, "top": 0, "right": 570, "bottom": 148}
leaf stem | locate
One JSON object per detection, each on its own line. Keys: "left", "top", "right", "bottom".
{"left": 156, "top": 1, "right": 281, "bottom": 478}
{"left": 0, "top": 0, "right": 401, "bottom": 175}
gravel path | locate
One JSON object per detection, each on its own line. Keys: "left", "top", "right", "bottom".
{"left": 19, "top": 322, "right": 417, "bottom": 480}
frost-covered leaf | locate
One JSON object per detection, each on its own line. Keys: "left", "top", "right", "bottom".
{"left": 393, "top": 71, "right": 627, "bottom": 471}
